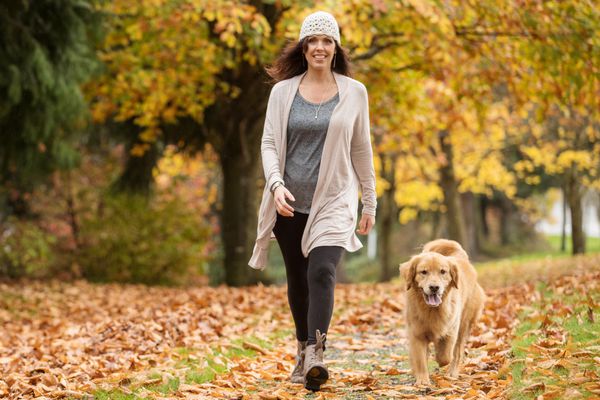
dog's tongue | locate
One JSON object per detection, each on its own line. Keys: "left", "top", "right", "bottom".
{"left": 426, "top": 293, "right": 442, "bottom": 307}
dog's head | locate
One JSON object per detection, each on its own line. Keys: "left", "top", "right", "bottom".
{"left": 399, "top": 252, "right": 458, "bottom": 307}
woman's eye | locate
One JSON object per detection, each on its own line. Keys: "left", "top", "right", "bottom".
{"left": 440, "top": 270, "right": 447, "bottom": 275}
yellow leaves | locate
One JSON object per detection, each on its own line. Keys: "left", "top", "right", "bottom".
{"left": 85, "top": 0, "right": 270, "bottom": 141}
{"left": 585, "top": 125, "right": 599, "bottom": 141}
{"left": 130, "top": 143, "right": 151, "bottom": 157}
{"left": 521, "top": 145, "right": 555, "bottom": 169}
{"left": 405, "top": 0, "right": 455, "bottom": 37}
{"left": 399, "top": 207, "right": 418, "bottom": 224}
{"left": 394, "top": 180, "right": 443, "bottom": 211}
{"left": 531, "top": 124, "right": 544, "bottom": 139}
{"left": 125, "top": 23, "right": 144, "bottom": 41}
{"left": 90, "top": 101, "right": 115, "bottom": 123}
{"left": 556, "top": 150, "right": 591, "bottom": 170}
{"left": 154, "top": 144, "right": 220, "bottom": 212}
{"left": 139, "top": 127, "right": 160, "bottom": 143}
{"left": 458, "top": 156, "right": 516, "bottom": 198}
{"left": 521, "top": 142, "right": 597, "bottom": 180}
{"left": 514, "top": 160, "right": 535, "bottom": 176}
{"left": 524, "top": 176, "right": 541, "bottom": 185}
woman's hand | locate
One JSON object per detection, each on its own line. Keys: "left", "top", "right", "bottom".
{"left": 356, "top": 214, "right": 375, "bottom": 235}
{"left": 273, "top": 186, "right": 295, "bottom": 217}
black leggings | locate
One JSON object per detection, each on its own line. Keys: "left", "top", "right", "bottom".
{"left": 273, "top": 212, "right": 344, "bottom": 345}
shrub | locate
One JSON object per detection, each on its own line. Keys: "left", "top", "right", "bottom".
{"left": 0, "top": 216, "right": 57, "bottom": 278}
{"left": 77, "top": 193, "right": 211, "bottom": 285}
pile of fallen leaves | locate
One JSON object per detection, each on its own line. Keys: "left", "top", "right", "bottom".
{"left": 0, "top": 254, "right": 599, "bottom": 399}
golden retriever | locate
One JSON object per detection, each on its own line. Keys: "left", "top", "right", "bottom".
{"left": 399, "top": 239, "right": 485, "bottom": 385}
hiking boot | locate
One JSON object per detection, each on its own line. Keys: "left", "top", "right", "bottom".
{"left": 303, "top": 330, "right": 328, "bottom": 391}
{"left": 290, "top": 340, "right": 307, "bottom": 384}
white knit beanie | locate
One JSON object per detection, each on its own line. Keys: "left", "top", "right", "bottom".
{"left": 299, "top": 11, "right": 341, "bottom": 44}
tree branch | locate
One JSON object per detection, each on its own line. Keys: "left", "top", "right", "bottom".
{"left": 350, "top": 31, "right": 410, "bottom": 61}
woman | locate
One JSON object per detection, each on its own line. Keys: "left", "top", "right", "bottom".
{"left": 248, "top": 11, "right": 377, "bottom": 391}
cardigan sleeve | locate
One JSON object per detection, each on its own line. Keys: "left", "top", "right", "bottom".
{"left": 261, "top": 85, "right": 284, "bottom": 191}
{"left": 350, "top": 85, "right": 377, "bottom": 216}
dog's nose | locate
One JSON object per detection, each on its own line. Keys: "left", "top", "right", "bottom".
{"left": 429, "top": 285, "right": 439, "bottom": 293}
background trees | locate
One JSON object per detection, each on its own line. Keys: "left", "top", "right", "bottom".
{"left": 1, "top": 0, "right": 598, "bottom": 285}
{"left": 0, "top": 0, "right": 102, "bottom": 217}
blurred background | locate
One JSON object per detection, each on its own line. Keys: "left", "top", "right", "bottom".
{"left": 1, "top": 0, "right": 598, "bottom": 287}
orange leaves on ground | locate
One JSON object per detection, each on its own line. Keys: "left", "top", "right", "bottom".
{"left": 1, "top": 258, "right": 599, "bottom": 398}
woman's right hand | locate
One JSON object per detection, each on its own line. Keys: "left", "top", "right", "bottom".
{"left": 274, "top": 186, "right": 295, "bottom": 217}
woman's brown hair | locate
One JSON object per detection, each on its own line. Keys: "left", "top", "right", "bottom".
{"left": 265, "top": 38, "right": 352, "bottom": 83}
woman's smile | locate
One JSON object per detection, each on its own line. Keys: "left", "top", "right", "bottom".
{"left": 305, "top": 35, "right": 335, "bottom": 68}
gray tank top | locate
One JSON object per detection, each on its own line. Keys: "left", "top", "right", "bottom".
{"left": 284, "top": 90, "right": 340, "bottom": 214}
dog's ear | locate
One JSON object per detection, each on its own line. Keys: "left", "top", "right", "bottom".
{"left": 449, "top": 259, "right": 459, "bottom": 289}
{"left": 400, "top": 257, "right": 418, "bottom": 290}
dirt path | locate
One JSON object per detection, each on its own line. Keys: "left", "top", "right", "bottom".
{"left": 179, "top": 282, "right": 514, "bottom": 400}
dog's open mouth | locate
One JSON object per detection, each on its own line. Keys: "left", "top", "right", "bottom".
{"left": 423, "top": 292, "right": 442, "bottom": 307}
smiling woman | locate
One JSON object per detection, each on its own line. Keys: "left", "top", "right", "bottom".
{"left": 264, "top": 15, "right": 351, "bottom": 82}
{"left": 250, "top": 10, "right": 377, "bottom": 392}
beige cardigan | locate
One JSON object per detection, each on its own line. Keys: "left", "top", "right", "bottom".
{"left": 248, "top": 72, "right": 377, "bottom": 270}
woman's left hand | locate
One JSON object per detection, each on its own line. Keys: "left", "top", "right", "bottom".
{"left": 356, "top": 214, "right": 375, "bottom": 235}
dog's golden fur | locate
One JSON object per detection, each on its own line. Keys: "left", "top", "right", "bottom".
{"left": 400, "top": 239, "right": 485, "bottom": 385}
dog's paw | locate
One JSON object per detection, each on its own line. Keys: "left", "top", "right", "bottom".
{"left": 415, "top": 376, "right": 431, "bottom": 386}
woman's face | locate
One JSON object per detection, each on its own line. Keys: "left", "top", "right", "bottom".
{"left": 303, "top": 35, "right": 336, "bottom": 71}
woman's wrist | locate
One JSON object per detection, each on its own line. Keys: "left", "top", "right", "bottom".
{"left": 270, "top": 181, "right": 284, "bottom": 193}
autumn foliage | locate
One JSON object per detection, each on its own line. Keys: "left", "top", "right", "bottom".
{"left": 1, "top": 255, "right": 599, "bottom": 398}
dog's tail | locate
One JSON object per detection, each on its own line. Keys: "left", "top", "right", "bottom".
{"left": 423, "top": 239, "right": 469, "bottom": 260}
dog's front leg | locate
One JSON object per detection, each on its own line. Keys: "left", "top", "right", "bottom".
{"left": 409, "top": 336, "right": 430, "bottom": 385}
{"left": 434, "top": 334, "right": 456, "bottom": 367}
{"left": 448, "top": 321, "right": 469, "bottom": 378}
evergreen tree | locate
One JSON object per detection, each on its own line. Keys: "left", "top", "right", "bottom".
{"left": 0, "top": 0, "right": 102, "bottom": 217}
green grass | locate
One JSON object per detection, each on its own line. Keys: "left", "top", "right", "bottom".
{"left": 480, "top": 235, "right": 600, "bottom": 265}
{"left": 509, "top": 283, "right": 600, "bottom": 399}
{"left": 509, "top": 321, "right": 538, "bottom": 394}
{"left": 546, "top": 235, "right": 600, "bottom": 253}
{"left": 176, "top": 335, "right": 273, "bottom": 386}
{"left": 186, "top": 368, "right": 217, "bottom": 384}
{"left": 92, "top": 333, "right": 281, "bottom": 399}
{"left": 147, "top": 377, "right": 180, "bottom": 394}
{"left": 94, "top": 390, "right": 144, "bottom": 400}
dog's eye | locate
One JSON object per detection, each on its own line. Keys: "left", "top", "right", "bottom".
{"left": 420, "top": 270, "right": 427, "bottom": 275}
{"left": 440, "top": 270, "right": 447, "bottom": 275}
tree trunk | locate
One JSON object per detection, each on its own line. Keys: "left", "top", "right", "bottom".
{"left": 112, "top": 126, "right": 163, "bottom": 196}
{"left": 219, "top": 131, "right": 264, "bottom": 286}
{"left": 378, "top": 154, "right": 397, "bottom": 282}
{"left": 461, "top": 192, "right": 479, "bottom": 256}
{"left": 480, "top": 196, "right": 489, "bottom": 240}
{"left": 438, "top": 131, "right": 467, "bottom": 247}
{"left": 5, "top": 190, "right": 32, "bottom": 218}
{"left": 565, "top": 171, "right": 585, "bottom": 255}
{"left": 65, "top": 170, "right": 81, "bottom": 249}
{"left": 431, "top": 211, "right": 444, "bottom": 240}
{"left": 203, "top": 63, "right": 272, "bottom": 286}
{"left": 499, "top": 195, "right": 514, "bottom": 246}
